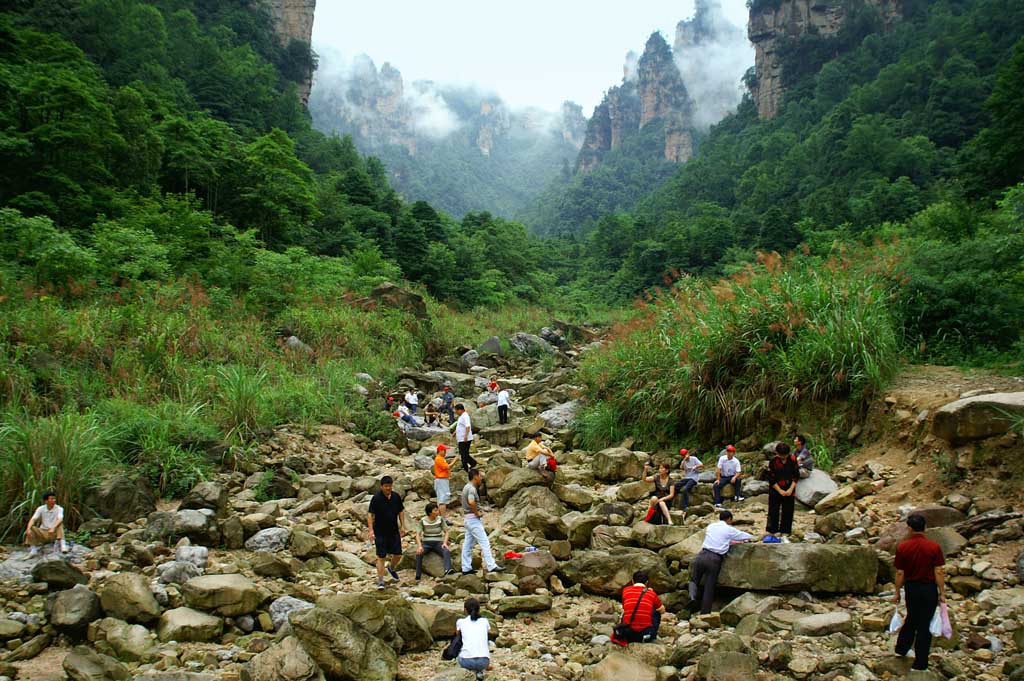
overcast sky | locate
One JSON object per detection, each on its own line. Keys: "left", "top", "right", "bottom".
{"left": 311, "top": 1, "right": 751, "bottom": 113}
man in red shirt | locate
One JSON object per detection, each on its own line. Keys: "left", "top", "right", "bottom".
{"left": 612, "top": 570, "right": 666, "bottom": 645}
{"left": 893, "top": 513, "right": 947, "bottom": 671}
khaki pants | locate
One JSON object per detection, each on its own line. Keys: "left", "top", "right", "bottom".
{"left": 27, "top": 526, "right": 63, "bottom": 546}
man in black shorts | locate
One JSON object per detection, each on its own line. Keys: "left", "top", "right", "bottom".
{"left": 367, "top": 475, "right": 406, "bottom": 590}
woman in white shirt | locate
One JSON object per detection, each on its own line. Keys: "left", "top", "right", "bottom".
{"left": 456, "top": 597, "right": 491, "bottom": 680}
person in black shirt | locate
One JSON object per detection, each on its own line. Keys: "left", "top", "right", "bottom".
{"left": 367, "top": 475, "right": 406, "bottom": 590}
{"left": 766, "top": 442, "right": 799, "bottom": 536}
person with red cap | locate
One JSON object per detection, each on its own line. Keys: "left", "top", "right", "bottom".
{"left": 674, "top": 449, "right": 703, "bottom": 511}
{"left": 433, "top": 444, "right": 455, "bottom": 516}
{"left": 712, "top": 445, "right": 744, "bottom": 507}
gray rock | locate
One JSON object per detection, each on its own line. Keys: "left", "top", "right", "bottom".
{"left": 717, "top": 544, "right": 878, "bottom": 593}
{"left": 175, "top": 545, "right": 209, "bottom": 569}
{"left": 179, "top": 482, "right": 229, "bottom": 517}
{"left": 157, "top": 561, "right": 202, "bottom": 585}
{"left": 792, "top": 611, "right": 854, "bottom": 636}
{"left": 508, "top": 332, "right": 555, "bottom": 356}
{"left": 585, "top": 652, "right": 657, "bottom": 681}
{"left": 171, "top": 509, "right": 220, "bottom": 544}
{"left": 289, "top": 607, "right": 398, "bottom": 681}
{"left": 494, "top": 595, "right": 552, "bottom": 615}
{"left": 245, "top": 527, "right": 292, "bottom": 552}
{"left": 88, "top": 475, "right": 156, "bottom": 524}
{"left": 538, "top": 401, "right": 579, "bottom": 430}
{"left": 795, "top": 469, "right": 839, "bottom": 508}
{"left": 591, "top": 447, "right": 644, "bottom": 482}
{"left": 460, "top": 349, "right": 479, "bottom": 369}
{"left": 478, "top": 336, "right": 503, "bottom": 355}
{"left": 181, "top": 574, "right": 263, "bottom": 616}
{"left": 31, "top": 556, "right": 87, "bottom": 590}
{"left": 99, "top": 573, "right": 161, "bottom": 623}
{"left": 697, "top": 651, "right": 758, "bottom": 681}
{"left": 63, "top": 644, "right": 130, "bottom": 681}
{"left": 559, "top": 548, "right": 674, "bottom": 597}
{"left": 88, "top": 617, "right": 158, "bottom": 662}
{"left": 933, "top": 391, "right": 1024, "bottom": 443}
{"left": 47, "top": 584, "right": 102, "bottom": 636}
{"left": 247, "top": 635, "right": 324, "bottom": 681}
{"left": 270, "top": 596, "right": 314, "bottom": 631}
{"left": 157, "top": 607, "right": 223, "bottom": 642}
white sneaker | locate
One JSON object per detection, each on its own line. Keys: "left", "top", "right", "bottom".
{"left": 29, "top": 546, "right": 40, "bottom": 556}
{"left": 780, "top": 536, "right": 791, "bottom": 544}
{"left": 60, "top": 540, "right": 68, "bottom": 553}
{"left": 734, "top": 496, "right": 746, "bottom": 502}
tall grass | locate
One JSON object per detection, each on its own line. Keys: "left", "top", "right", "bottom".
{"left": 577, "top": 252, "right": 902, "bottom": 448}
{"left": 215, "top": 365, "right": 269, "bottom": 443}
{"left": 0, "top": 412, "right": 118, "bottom": 539}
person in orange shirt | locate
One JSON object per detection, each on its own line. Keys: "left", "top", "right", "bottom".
{"left": 433, "top": 444, "right": 455, "bottom": 516}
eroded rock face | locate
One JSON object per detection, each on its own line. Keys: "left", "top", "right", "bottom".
{"left": 716, "top": 544, "right": 878, "bottom": 593}
{"left": 264, "top": 0, "right": 317, "bottom": 104}
{"left": 247, "top": 635, "right": 325, "bottom": 681}
{"left": 932, "top": 391, "right": 1024, "bottom": 443}
{"left": 289, "top": 607, "right": 399, "bottom": 681}
{"left": 748, "top": 0, "right": 902, "bottom": 119}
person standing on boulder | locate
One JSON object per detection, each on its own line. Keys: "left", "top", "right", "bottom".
{"left": 26, "top": 491, "right": 66, "bottom": 555}
{"left": 674, "top": 449, "right": 703, "bottom": 511}
{"left": 893, "top": 513, "right": 947, "bottom": 672}
{"left": 766, "top": 442, "right": 799, "bottom": 537}
{"left": 611, "top": 569, "right": 667, "bottom": 645}
{"left": 496, "top": 387, "right": 511, "bottom": 425}
{"left": 794, "top": 435, "right": 814, "bottom": 478}
{"left": 415, "top": 502, "right": 453, "bottom": 579}
{"left": 404, "top": 388, "right": 419, "bottom": 414}
{"left": 434, "top": 444, "right": 455, "bottom": 516}
{"left": 460, "top": 469, "right": 501, "bottom": 574}
{"left": 454, "top": 403, "right": 477, "bottom": 470}
{"left": 367, "top": 476, "right": 406, "bottom": 590}
{"left": 712, "top": 445, "right": 744, "bottom": 507}
{"left": 689, "top": 510, "right": 752, "bottom": 614}
{"left": 441, "top": 385, "right": 456, "bottom": 424}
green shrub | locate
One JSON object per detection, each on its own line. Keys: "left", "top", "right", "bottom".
{"left": 215, "top": 365, "right": 270, "bottom": 444}
{"left": 574, "top": 402, "right": 628, "bottom": 451}
{"left": 578, "top": 252, "right": 901, "bottom": 446}
{"left": 0, "top": 412, "right": 118, "bottom": 539}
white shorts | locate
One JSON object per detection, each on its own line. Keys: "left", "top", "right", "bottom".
{"left": 434, "top": 478, "right": 452, "bottom": 504}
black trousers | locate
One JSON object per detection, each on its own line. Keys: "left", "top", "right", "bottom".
{"left": 766, "top": 488, "right": 795, "bottom": 534}
{"left": 896, "top": 582, "right": 939, "bottom": 670}
{"left": 458, "top": 441, "right": 477, "bottom": 471}
{"left": 497, "top": 404, "right": 509, "bottom": 424}
{"left": 690, "top": 549, "right": 724, "bottom": 614}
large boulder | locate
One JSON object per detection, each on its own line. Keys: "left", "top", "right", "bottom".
{"left": 560, "top": 549, "right": 674, "bottom": 597}
{"left": 720, "top": 593, "right": 782, "bottom": 627}
{"left": 631, "top": 523, "right": 694, "bottom": 551}
{"left": 384, "top": 596, "right": 434, "bottom": 652}
{"left": 494, "top": 595, "right": 552, "bottom": 615}
{"left": 592, "top": 448, "right": 644, "bottom": 482}
{"left": 246, "top": 527, "right": 292, "bottom": 553}
{"left": 163, "top": 509, "right": 220, "bottom": 544}
{"left": 500, "top": 485, "right": 566, "bottom": 527}
{"left": 554, "top": 483, "right": 599, "bottom": 511}
{"left": 290, "top": 531, "right": 327, "bottom": 559}
{"left": 813, "top": 487, "right": 857, "bottom": 515}
{"left": 509, "top": 332, "right": 555, "bottom": 356}
{"left": 717, "top": 544, "right": 878, "bottom": 593}
{"left": 289, "top": 607, "right": 398, "bottom": 681}
{"left": 157, "top": 607, "right": 223, "bottom": 642}
{"left": 47, "top": 584, "right": 102, "bottom": 636}
{"left": 933, "top": 392, "right": 1024, "bottom": 443}
{"left": 369, "top": 282, "right": 428, "bottom": 319}
{"left": 247, "top": 635, "right": 325, "bottom": 681}
{"left": 792, "top": 611, "right": 854, "bottom": 636}
{"left": 179, "top": 482, "right": 229, "bottom": 517}
{"left": 31, "top": 557, "right": 87, "bottom": 590}
{"left": 491, "top": 468, "right": 553, "bottom": 507}
{"left": 538, "top": 401, "right": 579, "bottom": 430}
{"left": 63, "top": 645, "right": 130, "bottom": 681}
{"left": 794, "top": 470, "right": 838, "bottom": 508}
{"left": 584, "top": 651, "right": 657, "bottom": 681}
{"left": 567, "top": 513, "right": 606, "bottom": 548}
{"left": 157, "top": 560, "right": 202, "bottom": 585}
{"left": 411, "top": 601, "right": 463, "bottom": 640}
{"left": 88, "top": 617, "right": 158, "bottom": 662}
{"left": 182, "top": 574, "right": 263, "bottom": 616}
{"left": 514, "top": 551, "right": 558, "bottom": 581}
{"left": 271, "top": 596, "right": 315, "bottom": 631}
{"left": 99, "top": 573, "right": 161, "bottom": 623}
{"left": 476, "top": 422, "right": 524, "bottom": 447}
{"left": 697, "top": 651, "right": 758, "bottom": 681}
{"left": 88, "top": 475, "right": 156, "bottom": 523}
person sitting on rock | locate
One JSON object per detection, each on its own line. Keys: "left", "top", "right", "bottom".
{"left": 525, "top": 432, "right": 555, "bottom": 480}
{"left": 455, "top": 597, "right": 492, "bottom": 680}
{"left": 642, "top": 462, "right": 675, "bottom": 525}
{"left": 423, "top": 401, "right": 441, "bottom": 426}
{"left": 440, "top": 385, "right": 456, "bottom": 424}
{"left": 794, "top": 434, "right": 814, "bottom": 478}
{"left": 689, "top": 510, "right": 752, "bottom": 614}
{"left": 393, "top": 404, "right": 419, "bottom": 428}
{"left": 487, "top": 379, "right": 499, "bottom": 393}
{"left": 611, "top": 569, "right": 666, "bottom": 645}
{"left": 415, "top": 502, "right": 453, "bottom": 580}
{"left": 674, "top": 448, "right": 703, "bottom": 511}
{"left": 26, "top": 490, "right": 66, "bottom": 555}
{"left": 712, "top": 445, "right": 744, "bottom": 507}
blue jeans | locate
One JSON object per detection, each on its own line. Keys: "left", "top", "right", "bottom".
{"left": 713, "top": 477, "right": 741, "bottom": 504}
{"left": 675, "top": 479, "right": 698, "bottom": 509}
{"left": 458, "top": 656, "right": 489, "bottom": 672}
{"left": 461, "top": 516, "right": 497, "bottom": 571}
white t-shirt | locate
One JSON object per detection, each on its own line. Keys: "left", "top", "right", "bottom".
{"left": 405, "top": 391, "right": 419, "bottom": 405}
{"left": 496, "top": 390, "right": 510, "bottom": 407}
{"left": 456, "top": 412, "right": 473, "bottom": 442}
{"left": 457, "top": 616, "right": 490, "bottom": 659}
{"left": 32, "top": 504, "right": 64, "bottom": 531}
{"left": 702, "top": 520, "right": 752, "bottom": 555}
{"left": 717, "top": 454, "right": 741, "bottom": 478}
{"left": 681, "top": 455, "right": 703, "bottom": 481}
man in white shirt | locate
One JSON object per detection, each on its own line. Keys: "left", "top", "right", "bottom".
{"left": 26, "top": 491, "right": 67, "bottom": 555}
{"left": 453, "top": 403, "right": 477, "bottom": 470}
{"left": 460, "top": 469, "right": 501, "bottom": 575}
{"left": 404, "top": 389, "right": 419, "bottom": 414}
{"left": 496, "top": 388, "right": 511, "bottom": 425}
{"left": 712, "top": 445, "right": 744, "bottom": 507}
{"left": 689, "top": 510, "right": 752, "bottom": 613}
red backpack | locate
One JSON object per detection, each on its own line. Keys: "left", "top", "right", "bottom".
{"left": 546, "top": 456, "right": 558, "bottom": 472}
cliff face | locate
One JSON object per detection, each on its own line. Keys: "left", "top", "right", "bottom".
{"left": 576, "top": 33, "right": 694, "bottom": 173}
{"left": 748, "top": 0, "right": 901, "bottom": 119}
{"left": 264, "top": 0, "right": 317, "bottom": 104}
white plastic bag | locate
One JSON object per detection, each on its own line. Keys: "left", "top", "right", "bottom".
{"left": 929, "top": 607, "right": 942, "bottom": 636}
{"left": 888, "top": 610, "right": 903, "bottom": 634}
{"left": 939, "top": 603, "right": 953, "bottom": 639}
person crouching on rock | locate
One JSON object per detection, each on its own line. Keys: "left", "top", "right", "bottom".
{"left": 642, "top": 462, "right": 675, "bottom": 525}
{"left": 423, "top": 401, "right": 441, "bottom": 426}
{"left": 611, "top": 569, "right": 666, "bottom": 645}
{"left": 26, "top": 490, "right": 66, "bottom": 555}
{"left": 456, "top": 597, "right": 492, "bottom": 680}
